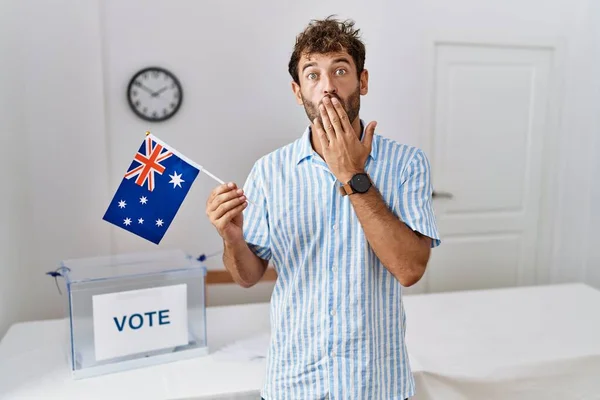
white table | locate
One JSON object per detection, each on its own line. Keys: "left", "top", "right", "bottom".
{"left": 2, "top": 283, "right": 600, "bottom": 399}
{"left": 0, "top": 302, "right": 271, "bottom": 399}
{"left": 405, "top": 283, "right": 600, "bottom": 400}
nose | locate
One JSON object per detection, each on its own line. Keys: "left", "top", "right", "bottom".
{"left": 321, "top": 75, "right": 337, "bottom": 96}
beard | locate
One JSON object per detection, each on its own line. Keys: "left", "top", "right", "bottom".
{"left": 302, "top": 85, "right": 361, "bottom": 128}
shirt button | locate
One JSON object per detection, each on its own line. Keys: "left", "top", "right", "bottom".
{"left": 332, "top": 224, "right": 338, "bottom": 230}
{"left": 331, "top": 351, "right": 336, "bottom": 357}
{"left": 331, "top": 310, "right": 336, "bottom": 316}
{"left": 332, "top": 266, "right": 337, "bottom": 272}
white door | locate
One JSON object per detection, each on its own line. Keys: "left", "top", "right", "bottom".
{"left": 413, "top": 42, "right": 556, "bottom": 294}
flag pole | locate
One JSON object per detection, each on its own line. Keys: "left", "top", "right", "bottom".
{"left": 145, "top": 131, "right": 257, "bottom": 207}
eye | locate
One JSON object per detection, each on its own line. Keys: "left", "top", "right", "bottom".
{"left": 335, "top": 68, "right": 347, "bottom": 76}
{"left": 307, "top": 72, "right": 317, "bottom": 80}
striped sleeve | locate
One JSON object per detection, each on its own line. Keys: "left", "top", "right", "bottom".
{"left": 242, "top": 161, "right": 272, "bottom": 261}
{"left": 400, "top": 149, "right": 441, "bottom": 248}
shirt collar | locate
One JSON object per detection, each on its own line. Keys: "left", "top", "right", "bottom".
{"left": 295, "top": 119, "right": 379, "bottom": 165}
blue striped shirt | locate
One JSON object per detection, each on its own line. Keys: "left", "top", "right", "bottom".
{"left": 242, "top": 121, "right": 441, "bottom": 399}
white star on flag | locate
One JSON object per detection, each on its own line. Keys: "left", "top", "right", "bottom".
{"left": 123, "top": 217, "right": 132, "bottom": 226}
{"left": 118, "top": 200, "right": 127, "bottom": 208}
{"left": 140, "top": 196, "right": 148, "bottom": 204}
{"left": 169, "top": 171, "right": 184, "bottom": 188}
{"left": 138, "top": 218, "right": 144, "bottom": 224}
{"left": 156, "top": 219, "right": 164, "bottom": 227}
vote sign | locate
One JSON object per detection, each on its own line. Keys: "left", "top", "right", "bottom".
{"left": 92, "top": 284, "right": 188, "bottom": 361}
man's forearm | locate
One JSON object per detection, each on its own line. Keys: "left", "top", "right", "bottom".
{"left": 222, "top": 239, "right": 268, "bottom": 288}
{"left": 349, "top": 185, "right": 431, "bottom": 286}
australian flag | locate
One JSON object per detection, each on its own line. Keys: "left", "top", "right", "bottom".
{"left": 103, "top": 134, "right": 200, "bottom": 244}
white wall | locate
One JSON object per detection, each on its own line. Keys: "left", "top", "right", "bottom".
{"left": 0, "top": 0, "right": 111, "bottom": 337}
{"left": 548, "top": 0, "right": 599, "bottom": 284}
{"left": 0, "top": 0, "right": 25, "bottom": 338}
{"left": 1, "top": 0, "right": 599, "bottom": 338}
{"left": 583, "top": 0, "right": 600, "bottom": 288}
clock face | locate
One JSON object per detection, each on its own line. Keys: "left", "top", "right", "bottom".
{"left": 127, "top": 67, "right": 183, "bottom": 122}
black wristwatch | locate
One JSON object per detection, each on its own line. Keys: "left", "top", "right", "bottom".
{"left": 339, "top": 172, "right": 372, "bottom": 196}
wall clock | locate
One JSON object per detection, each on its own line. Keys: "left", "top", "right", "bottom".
{"left": 127, "top": 67, "right": 183, "bottom": 122}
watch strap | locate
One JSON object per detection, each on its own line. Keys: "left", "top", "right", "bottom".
{"left": 339, "top": 182, "right": 354, "bottom": 196}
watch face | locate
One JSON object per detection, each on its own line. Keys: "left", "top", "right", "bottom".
{"left": 351, "top": 173, "right": 371, "bottom": 193}
{"left": 127, "top": 67, "right": 183, "bottom": 122}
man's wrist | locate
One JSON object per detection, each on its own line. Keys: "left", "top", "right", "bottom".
{"left": 338, "top": 169, "right": 366, "bottom": 184}
{"left": 223, "top": 237, "right": 246, "bottom": 251}
{"left": 339, "top": 171, "right": 373, "bottom": 196}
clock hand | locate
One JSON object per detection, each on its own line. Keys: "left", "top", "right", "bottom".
{"left": 151, "top": 87, "right": 168, "bottom": 97}
{"left": 135, "top": 83, "right": 154, "bottom": 95}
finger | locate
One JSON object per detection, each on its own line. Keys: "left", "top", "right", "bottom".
{"left": 209, "top": 182, "right": 237, "bottom": 202}
{"left": 363, "top": 121, "right": 377, "bottom": 151}
{"left": 323, "top": 96, "right": 344, "bottom": 136}
{"left": 313, "top": 117, "right": 329, "bottom": 150}
{"left": 209, "top": 188, "right": 245, "bottom": 213}
{"left": 319, "top": 103, "right": 336, "bottom": 140}
{"left": 330, "top": 97, "right": 353, "bottom": 134}
{"left": 216, "top": 201, "right": 248, "bottom": 229}
{"left": 211, "top": 195, "right": 247, "bottom": 220}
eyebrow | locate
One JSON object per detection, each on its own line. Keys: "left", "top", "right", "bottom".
{"left": 301, "top": 57, "right": 352, "bottom": 73}
{"left": 332, "top": 57, "right": 352, "bottom": 66}
{"left": 301, "top": 62, "right": 317, "bottom": 73}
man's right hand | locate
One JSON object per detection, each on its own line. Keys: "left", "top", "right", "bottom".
{"left": 206, "top": 182, "right": 248, "bottom": 244}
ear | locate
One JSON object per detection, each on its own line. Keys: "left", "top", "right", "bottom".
{"left": 291, "top": 81, "right": 304, "bottom": 105}
{"left": 359, "top": 69, "right": 369, "bottom": 95}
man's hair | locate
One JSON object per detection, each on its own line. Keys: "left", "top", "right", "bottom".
{"left": 288, "top": 15, "right": 366, "bottom": 86}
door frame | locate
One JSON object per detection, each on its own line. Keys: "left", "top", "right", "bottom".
{"left": 418, "top": 32, "right": 566, "bottom": 293}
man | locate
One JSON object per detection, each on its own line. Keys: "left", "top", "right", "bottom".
{"left": 206, "top": 16, "right": 440, "bottom": 400}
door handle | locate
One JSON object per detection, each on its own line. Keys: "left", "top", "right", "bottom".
{"left": 432, "top": 191, "right": 453, "bottom": 199}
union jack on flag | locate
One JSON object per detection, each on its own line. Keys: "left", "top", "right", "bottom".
{"left": 103, "top": 134, "right": 201, "bottom": 244}
{"left": 124, "top": 136, "right": 173, "bottom": 192}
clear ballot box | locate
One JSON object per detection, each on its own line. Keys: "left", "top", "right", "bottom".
{"left": 56, "top": 249, "right": 208, "bottom": 379}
